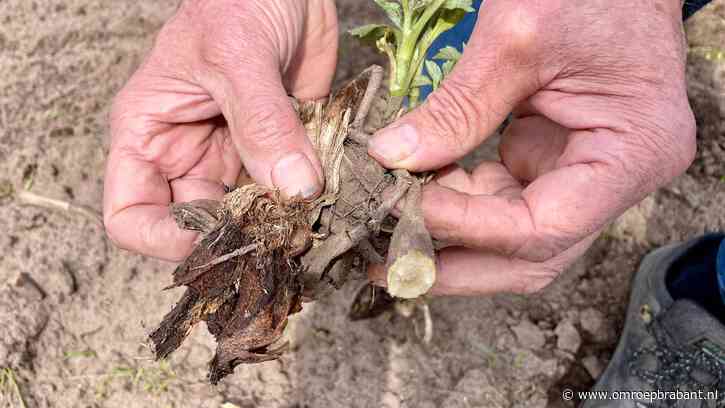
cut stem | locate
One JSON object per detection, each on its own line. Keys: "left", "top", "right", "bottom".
{"left": 385, "top": 178, "right": 436, "bottom": 299}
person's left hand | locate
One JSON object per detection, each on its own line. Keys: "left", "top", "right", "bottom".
{"left": 367, "top": 0, "right": 696, "bottom": 295}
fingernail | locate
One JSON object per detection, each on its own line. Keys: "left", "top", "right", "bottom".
{"left": 368, "top": 124, "right": 419, "bottom": 165}
{"left": 271, "top": 152, "right": 321, "bottom": 199}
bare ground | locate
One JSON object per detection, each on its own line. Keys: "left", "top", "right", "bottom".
{"left": 0, "top": 1, "right": 723, "bottom": 407}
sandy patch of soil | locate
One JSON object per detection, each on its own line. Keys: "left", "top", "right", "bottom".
{"left": 0, "top": 1, "right": 722, "bottom": 407}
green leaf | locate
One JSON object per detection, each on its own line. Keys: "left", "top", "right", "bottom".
{"left": 412, "top": 0, "right": 435, "bottom": 12}
{"left": 412, "top": 74, "right": 432, "bottom": 87}
{"left": 425, "top": 60, "right": 443, "bottom": 89}
{"left": 442, "top": 0, "right": 475, "bottom": 12}
{"left": 374, "top": 0, "right": 403, "bottom": 28}
{"left": 439, "top": 8, "right": 468, "bottom": 29}
{"left": 441, "top": 59, "right": 456, "bottom": 76}
{"left": 349, "top": 24, "right": 389, "bottom": 44}
{"left": 433, "top": 45, "right": 462, "bottom": 61}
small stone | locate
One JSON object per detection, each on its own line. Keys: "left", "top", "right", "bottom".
{"left": 582, "top": 355, "right": 605, "bottom": 379}
{"left": 580, "top": 308, "right": 609, "bottom": 341}
{"left": 0, "top": 179, "right": 13, "bottom": 199}
{"left": 609, "top": 196, "right": 655, "bottom": 244}
{"left": 511, "top": 320, "right": 546, "bottom": 350}
{"left": 511, "top": 348, "right": 559, "bottom": 380}
{"left": 443, "top": 369, "right": 508, "bottom": 408}
{"left": 555, "top": 320, "right": 581, "bottom": 354}
{"left": 49, "top": 126, "right": 75, "bottom": 138}
{"left": 381, "top": 391, "right": 400, "bottom": 408}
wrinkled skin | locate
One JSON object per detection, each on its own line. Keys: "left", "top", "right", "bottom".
{"left": 369, "top": 0, "right": 696, "bottom": 295}
{"left": 105, "top": 0, "right": 696, "bottom": 298}
{"left": 104, "top": 0, "right": 337, "bottom": 261}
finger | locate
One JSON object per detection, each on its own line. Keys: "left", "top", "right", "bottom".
{"left": 170, "top": 178, "right": 227, "bottom": 204}
{"left": 431, "top": 234, "right": 595, "bottom": 295}
{"left": 499, "top": 115, "right": 569, "bottom": 182}
{"left": 434, "top": 162, "right": 522, "bottom": 198}
{"left": 193, "top": 1, "right": 327, "bottom": 199}
{"left": 181, "top": 127, "right": 243, "bottom": 189}
{"left": 368, "top": 4, "right": 549, "bottom": 171}
{"left": 169, "top": 133, "right": 237, "bottom": 203}
{"left": 421, "top": 130, "right": 651, "bottom": 262}
{"left": 104, "top": 148, "right": 196, "bottom": 262}
{"left": 367, "top": 231, "right": 598, "bottom": 296}
{"left": 282, "top": 0, "right": 338, "bottom": 100}
{"left": 421, "top": 182, "right": 535, "bottom": 257}
{"left": 105, "top": 123, "right": 233, "bottom": 261}
{"left": 202, "top": 58, "right": 323, "bottom": 199}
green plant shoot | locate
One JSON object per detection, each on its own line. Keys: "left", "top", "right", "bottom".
{"left": 350, "top": 0, "right": 473, "bottom": 109}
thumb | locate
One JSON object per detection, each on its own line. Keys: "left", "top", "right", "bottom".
{"left": 368, "top": 10, "right": 543, "bottom": 171}
{"left": 208, "top": 61, "right": 324, "bottom": 199}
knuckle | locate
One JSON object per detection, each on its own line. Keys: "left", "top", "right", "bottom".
{"left": 103, "top": 216, "right": 129, "bottom": 251}
{"left": 619, "top": 105, "right": 697, "bottom": 189}
{"left": 496, "top": 3, "right": 543, "bottom": 65}
{"left": 513, "top": 238, "right": 560, "bottom": 263}
{"left": 424, "top": 189, "right": 470, "bottom": 246}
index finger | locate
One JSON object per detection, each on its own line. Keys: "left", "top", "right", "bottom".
{"left": 103, "top": 146, "right": 199, "bottom": 262}
{"left": 422, "top": 131, "right": 646, "bottom": 262}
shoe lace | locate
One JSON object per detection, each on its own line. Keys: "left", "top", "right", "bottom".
{"left": 627, "top": 320, "right": 725, "bottom": 407}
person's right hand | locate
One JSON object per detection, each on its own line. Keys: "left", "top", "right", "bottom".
{"left": 104, "top": 0, "right": 338, "bottom": 261}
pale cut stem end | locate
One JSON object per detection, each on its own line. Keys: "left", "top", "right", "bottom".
{"left": 387, "top": 250, "right": 436, "bottom": 299}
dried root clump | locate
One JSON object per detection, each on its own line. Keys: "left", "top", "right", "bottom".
{"left": 149, "top": 66, "right": 438, "bottom": 384}
{"left": 151, "top": 186, "right": 311, "bottom": 384}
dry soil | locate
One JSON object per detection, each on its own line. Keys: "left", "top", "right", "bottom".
{"left": 0, "top": 1, "right": 723, "bottom": 407}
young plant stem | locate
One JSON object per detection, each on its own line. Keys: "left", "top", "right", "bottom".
{"left": 391, "top": 0, "right": 444, "bottom": 96}
{"left": 385, "top": 178, "right": 436, "bottom": 298}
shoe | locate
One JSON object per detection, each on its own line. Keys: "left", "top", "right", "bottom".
{"left": 581, "top": 235, "right": 725, "bottom": 407}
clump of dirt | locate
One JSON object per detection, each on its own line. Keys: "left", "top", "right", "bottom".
{"left": 0, "top": 274, "right": 49, "bottom": 369}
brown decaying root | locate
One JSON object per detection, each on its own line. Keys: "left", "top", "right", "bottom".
{"left": 149, "top": 66, "right": 437, "bottom": 384}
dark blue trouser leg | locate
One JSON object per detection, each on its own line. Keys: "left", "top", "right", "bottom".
{"left": 684, "top": 0, "right": 714, "bottom": 19}
{"left": 667, "top": 234, "right": 725, "bottom": 319}
{"left": 718, "top": 238, "right": 725, "bottom": 305}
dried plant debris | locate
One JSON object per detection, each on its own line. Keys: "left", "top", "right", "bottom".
{"left": 349, "top": 283, "right": 396, "bottom": 321}
{"left": 149, "top": 0, "right": 479, "bottom": 382}
{"left": 150, "top": 66, "right": 438, "bottom": 383}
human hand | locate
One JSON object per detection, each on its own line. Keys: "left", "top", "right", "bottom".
{"left": 368, "top": 0, "right": 696, "bottom": 295}
{"left": 104, "top": 0, "right": 337, "bottom": 261}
